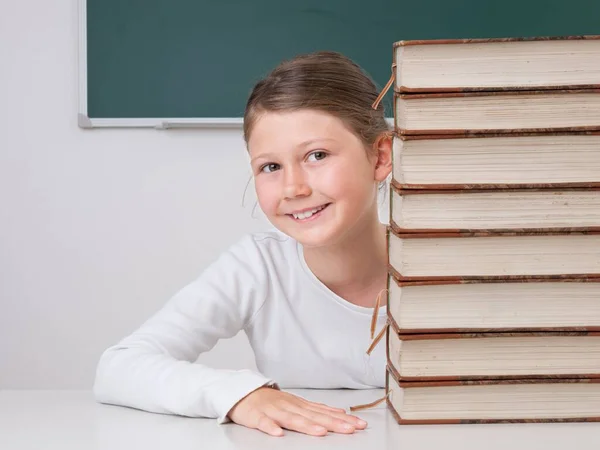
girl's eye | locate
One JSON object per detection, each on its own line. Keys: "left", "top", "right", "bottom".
{"left": 307, "top": 151, "right": 327, "bottom": 162}
{"left": 261, "top": 163, "right": 280, "bottom": 173}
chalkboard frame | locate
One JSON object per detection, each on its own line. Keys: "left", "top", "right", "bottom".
{"left": 78, "top": 0, "right": 244, "bottom": 129}
{"left": 78, "top": 0, "right": 600, "bottom": 130}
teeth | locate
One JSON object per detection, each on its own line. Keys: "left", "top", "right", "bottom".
{"left": 292, "top": 204, "right": 326, "bottom": 220}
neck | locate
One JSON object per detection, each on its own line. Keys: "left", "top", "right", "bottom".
{"left": 302, "top": 211, "right": 388, "bottom": 308}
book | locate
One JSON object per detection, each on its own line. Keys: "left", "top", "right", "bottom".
{"left": 390, "top": 185, "right": 600, "bottom": 232}
{"left": 386, "top": 326, "right": 600, "bottom": 381}
{"left": 387, "top": 277, "right": 600, "bottom": 334}
{"left": 386, "top": 33, "right": 600, "bottom": 426}
{"left": 387, "top": 227, "right": 600, "bottom": 281}
{"left": 386, "top": 367, "right": 600, "bottom": 424}
{"left": 393, "top": 35, "right": 600, "bottom": 93}
{"left": 394, "top": 89, "right": 600, "bottom": 135}
{"left": 392, "top": 132, "right": 600, "bottom": 189}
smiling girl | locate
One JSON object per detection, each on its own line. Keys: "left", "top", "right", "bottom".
{"left": 94, "top": 51, "right": 393, "bottom": 437}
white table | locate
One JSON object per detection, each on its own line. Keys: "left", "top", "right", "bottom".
{"left": 1, "top": 389, "right": 598, "bottom": 450}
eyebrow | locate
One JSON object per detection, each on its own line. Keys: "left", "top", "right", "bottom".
{"left": 250, "top": 138, "right": 336, "bottom": 164}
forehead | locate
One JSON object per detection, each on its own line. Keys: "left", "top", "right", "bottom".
{"left": 247, "top": 109, "right": 358, "bottom": 156}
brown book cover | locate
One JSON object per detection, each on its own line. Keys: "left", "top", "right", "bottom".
{"left": 385, "top": 318, "right": 600, "bottom": 381}
{"left": 391, "top": 175, "right": 600, "bottom": 192}
{"left": 390, "top": 183, "right": 600, "bottom": 233}
{"left": 386, "top": 275, "right": 600, "bottom": 334}
{"left": 391, "top": 179, "right": 600, "bottom": 192}
{"left": 393, "top": 35, "right": 600, "bottom": 93}
{"left": 389, "top": 222, "right": 600, "bottom": 238}
{"left": 394, "top": 130, "right": 600, "bottom": 140}
{"left": 390, "top": 218, "right": 600, "bottom": 235}
{"left": 385, "top": 366, "right": 600, "bottom": 424}
{"left": 386, "top": 225, "right": 600, "bottom": 282}
{"left": 388, "top": 275, "right": 600, "bottom": 288}
{"left": 394, "top": 35, "right": 600, "bottom": 48}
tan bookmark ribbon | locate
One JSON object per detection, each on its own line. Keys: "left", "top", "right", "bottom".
{"left": 366, "top": 323, "right": 387, "bottom": 356}
{"left": 369, "top": 288, "right": 385, "bottom": 339}
{"left": 350, "top": 288, "right": 390, "bottom": 412}
{"left": 368, "top": 288, "right": 388, "bottom": 355}
{"left": 349, "top": 390, "right": 391, "bottom": 412}
{"left": 371, "top": 63, "right": 396, "bottom": 110}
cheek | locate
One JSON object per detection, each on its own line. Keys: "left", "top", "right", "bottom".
{"left": 254, "top": 178, "right": 279, "bottom": 214}
{"left": 317, "top": 160, "right": 372, "bottom": 199}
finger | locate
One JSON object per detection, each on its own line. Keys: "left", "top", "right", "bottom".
{"left": 289, "top": 406, "right": 358, "bottom": 434}
{"left": 298, "top": 398, "right": 347, "bottom": 413}
{"left": 293, "top": 397, "right": 368, "bottom": 429}
{"left": 302, "top": 404, "right": 368, "bottom": 429}
{"left": 256, "top": 414, "right": 284, "bottom": 437}
{"left": 272, "top": 410, "right": 328, "bottom": 436}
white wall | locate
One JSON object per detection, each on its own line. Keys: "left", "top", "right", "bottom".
{"left": 0, "top": 0, "right": 389, "bottom": 389}
{"left": 0, "top": 0, "right": 273, "bottom": 389}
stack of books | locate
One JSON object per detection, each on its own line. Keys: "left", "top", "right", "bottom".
{"left": 385, "top": 35, "right": 600, "bottom": 424}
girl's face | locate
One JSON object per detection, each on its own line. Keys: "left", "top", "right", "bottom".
{"left": 248, "top": 109, "right": 390, "bottom": 249}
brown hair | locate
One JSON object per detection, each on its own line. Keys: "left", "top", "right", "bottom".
{"left": 243, "top": 51, "right": 390, "bottom": 150}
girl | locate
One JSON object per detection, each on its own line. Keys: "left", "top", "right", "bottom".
{"left": 93, "top": 51, "right": 393, "bottom": 437}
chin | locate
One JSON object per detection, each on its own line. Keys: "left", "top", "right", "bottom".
{"left": 293, "top": 234, "right": 332, "bottom": 249}
{"left": 284, "top": 224, "right": 348, "bottom": 249}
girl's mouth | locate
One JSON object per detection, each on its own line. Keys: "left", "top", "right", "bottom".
{"left": 288, "top": 203, "right": 331, "bottom": 222}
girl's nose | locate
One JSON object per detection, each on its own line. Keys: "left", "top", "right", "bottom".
{"left": 283, "top": 167, "right": 312, "bottom": 199}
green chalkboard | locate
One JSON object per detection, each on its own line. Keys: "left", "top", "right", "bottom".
{"left": 81, "top": 0, "right": 600, "bottom": 126}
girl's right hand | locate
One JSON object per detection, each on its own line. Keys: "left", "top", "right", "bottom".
{"left": 227, "top": 386, "right": 368, "bottom": 437}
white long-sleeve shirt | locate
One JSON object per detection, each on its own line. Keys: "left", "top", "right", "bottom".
{"left": 93, "top": 229, "right": 388, "bottom": 423}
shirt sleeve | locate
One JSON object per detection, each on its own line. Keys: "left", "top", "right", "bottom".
{"left": 92, "top": 234, "right": 275, "bottom": 423}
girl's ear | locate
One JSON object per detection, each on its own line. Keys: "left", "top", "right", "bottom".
{"left": 373, "top": 132, "right": 393, "bottom": 182}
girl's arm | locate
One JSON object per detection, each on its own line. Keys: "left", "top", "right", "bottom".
{"left": 93, "top": 235, "right": 273, "bottom": 423}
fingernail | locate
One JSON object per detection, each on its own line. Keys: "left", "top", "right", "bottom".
{"left": 314, "top": 425, "right": 327, "bottom": 433}
{"left": 358, "top": 419, "right": 368, "bottom": 427}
